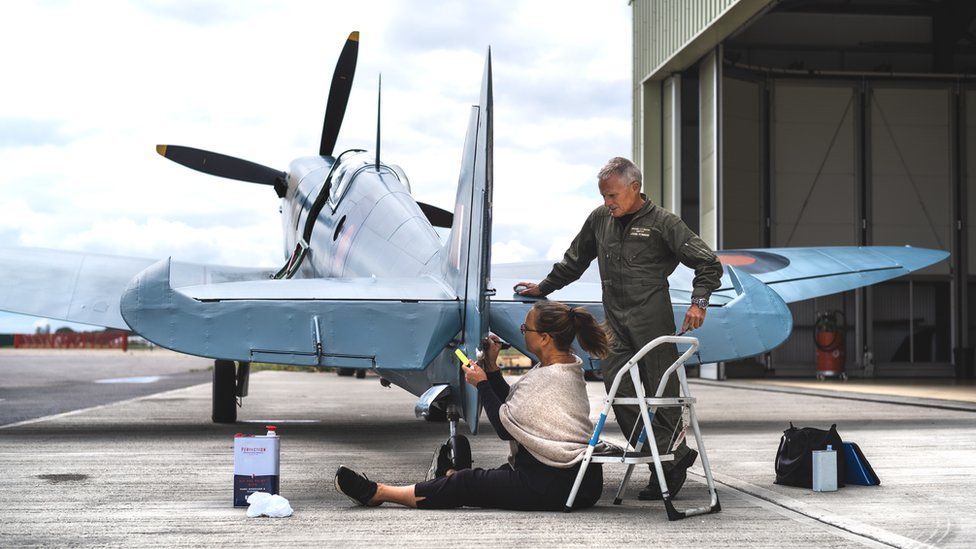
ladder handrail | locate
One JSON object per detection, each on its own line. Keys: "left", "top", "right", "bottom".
{"left": 605, "top": 335, "right": 699, "bottom": 404}
{"left": 565, "top": 333, "right": 720, "bottom": 519}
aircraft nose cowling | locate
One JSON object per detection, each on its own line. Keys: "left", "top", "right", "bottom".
{"left": 686, "top": 266, "right": 792, "bottom": 364}
{"left": 120, "top": 258, "right": 461, "bottom": 369}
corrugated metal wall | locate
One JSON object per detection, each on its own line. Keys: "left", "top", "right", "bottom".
{"left": 632, "top": 0, "right": 741, "bottom": 83}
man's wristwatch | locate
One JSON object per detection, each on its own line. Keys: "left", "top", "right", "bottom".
{"left": 691, "top": 297, "right": 709, "bottom": 310}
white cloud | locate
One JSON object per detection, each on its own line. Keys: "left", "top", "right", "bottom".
{"left": 492, "top": 240, "right": 535, "bottom": 264}
{"left": 0, "top": 1, "right": 631, "bottom": 331}
{"left": 546, "top": 235, "right": 577, "bottom": 261}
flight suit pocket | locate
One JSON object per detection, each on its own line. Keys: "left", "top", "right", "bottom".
{"left": 622, "top": 236, "right": 664, "bottom": 269}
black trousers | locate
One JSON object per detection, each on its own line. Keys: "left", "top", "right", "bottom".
{"left": 414, "top": 451, "right": 603, "bottom": 511}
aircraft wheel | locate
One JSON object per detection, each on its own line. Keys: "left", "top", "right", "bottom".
{"left": 212, "top": 360, "right": 237, "bottom": 423}
{"left": 336, "top": 368, "right": 355, "bottom": 377}
{"left": 355, "top": 369, "right": 366, "bottom": 379}
{"left": 449, "top": 434, "right": 472, "bottom": 470}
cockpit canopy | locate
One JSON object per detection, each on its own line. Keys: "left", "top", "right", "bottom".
{"left": 328, "top": 151, "right": 412, "bottom": 211}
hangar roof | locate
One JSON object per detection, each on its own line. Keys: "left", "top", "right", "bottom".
{"left": 635, "top": 0, "right": 976, "bottom": 82}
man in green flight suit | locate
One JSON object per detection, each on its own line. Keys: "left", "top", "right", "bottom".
{"left": 516, "top": 156, "right": 723, "bottom": 499}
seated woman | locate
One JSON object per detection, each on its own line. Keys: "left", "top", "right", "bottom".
{"left": 333, "top": 300, "right": 610, "bottom": 511}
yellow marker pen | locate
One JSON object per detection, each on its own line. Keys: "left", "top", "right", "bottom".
{"left": 454, "top": 348, "right": 472, "bottom": 366}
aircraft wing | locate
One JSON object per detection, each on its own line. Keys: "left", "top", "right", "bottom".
{"left": 493, "top": 246, "right": 948, "bottom": 306}
{"left": 491, "top": 266, "right": 791, "bottom": 365}
{"left": 121, "top": 259, "right": 461, "bottom": 370}
{"left": 0, "top": 246, "right": 273, "bottom": 330}
{"left": 489, "top": 245, "right": 948, "bottom": 364}
{"left": 681, "top": 246, "right": 950, "bottom": 303}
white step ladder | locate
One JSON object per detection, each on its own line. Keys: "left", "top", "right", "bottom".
{"left": 564, "top": 335, "right": 721, "bottom": 520}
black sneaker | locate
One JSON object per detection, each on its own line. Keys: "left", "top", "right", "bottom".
{"left": 426, "top": 443, "right": 453, "bottom": 481}
{"left": 637, "top": 449, "right": 698, "bottom": 501}
{"left": 334, "top": 465, "right": 378, "bottom": 506}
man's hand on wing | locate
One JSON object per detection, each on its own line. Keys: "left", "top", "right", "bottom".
{"left": 514, "top": 281, "right": 543, "bottom": 297}
{"left": 682, "top": 305, "right": 707, "bottom": 333}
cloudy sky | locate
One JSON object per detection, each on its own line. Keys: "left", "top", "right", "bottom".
{"left": 0, "top": 0, "right": 632, "bottom": 332}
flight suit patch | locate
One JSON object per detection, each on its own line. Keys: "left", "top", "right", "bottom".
{"left": 629, "top": 227, "right": 651, "bottom": 238}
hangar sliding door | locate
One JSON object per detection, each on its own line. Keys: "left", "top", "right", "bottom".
{"left": 871, "top": 86, "right": 953, "bottom": 376}
{"left": 722, "top": 76, "right": 762, "bottom": 250}
{"left": 769, "top": 82, "right": 859, "bottom": 375}
{"left": 967, "top": 90, "right": 976, "bottom": 375}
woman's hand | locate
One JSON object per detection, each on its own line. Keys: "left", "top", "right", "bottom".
{"left": 480, "top": 334, "right": 503, "bottom": 372}
{"left": 462, "top": 361, "right": 487, "bottom": 386}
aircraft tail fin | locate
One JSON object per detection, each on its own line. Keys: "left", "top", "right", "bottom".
{"left": 441, "top": 50, "right": 493, "bottom": 433}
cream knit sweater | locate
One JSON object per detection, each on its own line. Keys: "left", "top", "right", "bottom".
{"left": 498, "top": 357, "right": 601, "bottom": 468}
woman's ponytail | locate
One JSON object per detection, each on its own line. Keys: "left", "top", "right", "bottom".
{"left": 532, "top": 301, "right": 610, "bottom": 359}
{"left": 571, "top": 307, "right": 609, "bottom": 359}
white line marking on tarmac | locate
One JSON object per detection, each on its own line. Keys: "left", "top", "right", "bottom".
{"left": 691, "top": 469, "right": 935, "bottom": 549}
{"left": 240, "top": 419, "right": 320, "bottom": 424}
{"left": 0, "top": 381, "right": 211, "bottom": 430}
{"left": 94, "top": 376, "right": 164, "bottom": 384}
{"left": 692, "top": 475, "right": 889, "bottom": 548}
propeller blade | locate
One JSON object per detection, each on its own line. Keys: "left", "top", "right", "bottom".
{"left": 156, "top": 145, "right": 287, "bottom": 196}
{"left": 319, "top": 31, "right": 360, "bottom": 157}
{"left": 418, "top": 201, "right": 454, "bottom": 228}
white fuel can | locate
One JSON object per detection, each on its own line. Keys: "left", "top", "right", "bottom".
{"left": 233, "top": 426, "right": 280, "bottom": 506}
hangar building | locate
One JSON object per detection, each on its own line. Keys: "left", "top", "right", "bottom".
{"left": 631, "top": 0, "right": 976, "bottom": 380}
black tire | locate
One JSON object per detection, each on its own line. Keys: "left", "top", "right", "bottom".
{"left": 449, "top": 434, "right": 472, "bottom": 470}
{"left": 212, "top": 360, "right": 237, "bottom": 423}
{"left": 336, "top": 368, "right": 355, "bottom": 377}
{"left": 354, "top": 369, "right": 366, "bottom": 379}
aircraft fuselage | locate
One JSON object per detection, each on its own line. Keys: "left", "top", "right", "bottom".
{"left": 281, "top": 153, "right": 445, "bottom": 280}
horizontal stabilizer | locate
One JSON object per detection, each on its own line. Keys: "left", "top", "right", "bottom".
{"left": 120, "top": 259, "right": 461, "bottom": 370}
{"left": 417, "top": 201, "right": 453, "bottom": 228}
{"left": 0, "top": 247, "right": 272, "bottom": 330}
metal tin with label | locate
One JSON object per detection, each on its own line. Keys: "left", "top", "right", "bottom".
{"left": 812, "top": 445, "right": 838, "bottom": 492}
{"left": 233, "top": 426, "right": 280, "bottom": 506}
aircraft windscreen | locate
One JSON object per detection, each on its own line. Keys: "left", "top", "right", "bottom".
{"left": 328, "top": 152, "right": 372, "bottom": 210}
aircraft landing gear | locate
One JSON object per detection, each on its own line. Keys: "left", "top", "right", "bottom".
{"left": 212, "top": 360, "right": 250, "bottom": 423}
{"left": 212, "top": 360, "right": 237, "bottom": 423}
{"left": 446, "top": 406, "right": 472, "bottom": 470}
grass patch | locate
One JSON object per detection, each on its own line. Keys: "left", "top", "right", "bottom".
{"left": 249, "top": 362, "right": 336, "bottom": 373}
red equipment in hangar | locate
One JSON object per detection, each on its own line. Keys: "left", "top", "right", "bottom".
{"left": 814, "top": 311, "right": 846, "bottom": 380}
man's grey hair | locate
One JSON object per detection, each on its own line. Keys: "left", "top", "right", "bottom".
{"left": 597, "top": 157, "right": 642, "bottom": 187}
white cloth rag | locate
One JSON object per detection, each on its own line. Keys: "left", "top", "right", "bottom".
{"left": 245, "top": 492, "right": 293, "bottom": 518}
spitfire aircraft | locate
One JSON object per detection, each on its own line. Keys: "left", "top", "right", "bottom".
{"left": 0, "top": 33, "right": 949, "bottom": 451}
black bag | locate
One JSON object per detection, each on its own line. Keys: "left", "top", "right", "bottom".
{"left": 775, "top": 422, "right": 846, "bottom": 488}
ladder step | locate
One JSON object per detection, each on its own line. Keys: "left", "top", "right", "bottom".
{"left": 612, "top": 397, "right": 695, "bottom": 406}
{"left": 590, "top": 448, "right": 674, "bottom": 464}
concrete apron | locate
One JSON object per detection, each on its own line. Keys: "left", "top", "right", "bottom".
{"left": 1, "top": 370, "right": 972, "bottom": 547}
